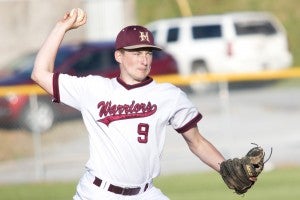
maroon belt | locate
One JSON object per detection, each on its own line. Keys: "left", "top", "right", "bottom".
{"left": 93, "top": 176, "right": 149, "bottom": 196}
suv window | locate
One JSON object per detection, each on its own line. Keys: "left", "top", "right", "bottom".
{"left": 192, "top": 25, "right": 222, "bottom": 39}
{"left": 167, "top": 27, "right": 179, "bottom": 43}
{"left": 234, "top": 21, "right": 277, "bottom": 35}
{"left": 72, "top": 49, "right": 117, "bottom": 74}
{"left": 151, "top": 30, "right": 157, "bottom": 41}
{"left": 55, "top": 48, "right": 76, "bottom": 67}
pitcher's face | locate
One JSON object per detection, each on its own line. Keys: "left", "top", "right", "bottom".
{"left": 115, "top": 48, "right": 153, "bottom": 85}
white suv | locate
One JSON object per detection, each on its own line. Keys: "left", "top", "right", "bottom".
{"left": 146, "top": 12, "right": 293, "bottom": 76}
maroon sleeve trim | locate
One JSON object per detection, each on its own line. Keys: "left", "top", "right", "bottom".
{"left": 175, "top": 113, "right": 202, "bottom": 134}
{"left": 52, "top": 72, "right": 60, "bottom": 103}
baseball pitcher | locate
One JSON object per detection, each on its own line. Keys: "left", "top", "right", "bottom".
{"left": 31, "top": 8, "right": 266, "bottom": 200}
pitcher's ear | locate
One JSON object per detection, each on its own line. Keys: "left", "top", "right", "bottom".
{"left": 114, "top": 50, "right": 122, "bottom": 63}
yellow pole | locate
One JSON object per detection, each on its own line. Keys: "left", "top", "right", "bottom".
{"left": 176, "top": 0, "right": 192, "bottom": 16}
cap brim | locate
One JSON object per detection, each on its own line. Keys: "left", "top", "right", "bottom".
{"left": 123, "top": 44, "right": 162, "bottom": 51}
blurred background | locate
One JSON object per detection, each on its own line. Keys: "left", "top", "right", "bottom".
{"left": 0, "top": 0, "right": 299, "bottom": 187}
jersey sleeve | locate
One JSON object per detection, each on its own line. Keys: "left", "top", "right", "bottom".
{"left": 169, "top": 89, "right": 202, "bottom": 133}
{"left": 52, "top": 73, "right": 108, "bottom": 111}
{"left": 52, "top": 73, "right": 86, "bottom": 110}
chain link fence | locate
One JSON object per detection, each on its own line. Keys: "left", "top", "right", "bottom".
{"left": 0, "top": 73, "right": 300, "bottom": 183}
{"left": 0, "top": 91, "right": 87, "bottom": 182}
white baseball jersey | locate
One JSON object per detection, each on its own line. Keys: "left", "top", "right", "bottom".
{"left": 53, "top": 73, "right": 202, "bottom": 187}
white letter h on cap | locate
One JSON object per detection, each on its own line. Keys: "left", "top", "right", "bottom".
{"left": 139, "top": 31, "right": 150, "bottom": 42}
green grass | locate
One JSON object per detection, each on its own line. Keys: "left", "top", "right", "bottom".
{"left": 274, "top": 78, "right": 300, "bottom": 88}
{"left": 0, "top": 182, "right": 76, "bottom": 200}
{"left": 155, "top": 167, "right": 300, "bottom": 200}
{"left": 0, "top": 167, "right": 299, "bottom": 200}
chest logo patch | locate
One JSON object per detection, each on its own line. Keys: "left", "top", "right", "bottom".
{"left": 97, "top": 100, "right": 157, "bottom": 126}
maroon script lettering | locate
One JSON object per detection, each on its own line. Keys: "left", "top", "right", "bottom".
{"left": 97, "top": 100, "right": 157, "bottom": 126}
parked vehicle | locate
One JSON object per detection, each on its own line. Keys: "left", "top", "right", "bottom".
{"left": 0, "top": 41, "right": 178, "bottom": 132}
{"left": 146, "top": 11, "right": 293, "bottom": 90}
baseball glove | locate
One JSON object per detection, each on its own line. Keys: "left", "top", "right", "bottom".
{"left": 219, "top": 144, "right": 268, "bottom": 195}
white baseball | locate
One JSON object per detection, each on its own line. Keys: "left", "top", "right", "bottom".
{"left": 70, "top": 8, "right": 85, "bottom": 22}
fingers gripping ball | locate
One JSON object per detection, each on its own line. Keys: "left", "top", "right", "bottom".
{"left": 220, "top": 145, "right": 266, "bottom": 195}
{"left": 70, "top": 8, "right": 85, "bottom": 22}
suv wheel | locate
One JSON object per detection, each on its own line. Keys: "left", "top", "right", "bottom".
{"left": 190, "top": 61, "right": 213, "bottom": 93}
{"left": 20, "top": 99, "right": 55, "bottom": 133}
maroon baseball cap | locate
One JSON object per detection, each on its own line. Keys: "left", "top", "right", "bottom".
{"left": 115, "top": 25, "right": 162, "bottom": 51}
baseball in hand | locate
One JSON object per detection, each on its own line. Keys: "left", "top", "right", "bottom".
{"left": 70, "top": 8, "right": 85, "bottom": 22}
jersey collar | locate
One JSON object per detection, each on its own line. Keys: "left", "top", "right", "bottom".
{"left": 116, "top": 76, "right": 153, "bottom": 90}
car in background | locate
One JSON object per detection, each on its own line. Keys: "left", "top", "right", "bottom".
{"left": 146, "top": 11, "right": 293, "bottom": 91}
{"left": 0, "top": 41, "right": 178, "bottom": 132}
